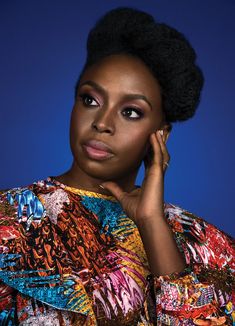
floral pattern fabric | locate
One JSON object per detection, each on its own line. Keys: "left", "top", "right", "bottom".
{"left": 0, "top": 177, "right": 234, "bottom": 325}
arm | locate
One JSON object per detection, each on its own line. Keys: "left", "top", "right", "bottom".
{"left": 135, "top": 170, "right": 185, "bottom": 276}
{"left": 102, "top": 131, "right": 186, "bottom": 276}
{"left": 146, "top": 204, "right": 235, "bottom": 324}
{"left": 100, "top": 130, "right": 235, "bottom": 324}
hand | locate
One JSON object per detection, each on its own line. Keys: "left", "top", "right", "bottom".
{"left": 100, "top": 130, "right": 170, "bottom": 225}
{"left": 101, "top": 129, "right": 185, "bottom": 276}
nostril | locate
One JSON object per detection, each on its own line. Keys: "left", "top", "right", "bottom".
{"left": 92, "top": 122, "right": 97, "bottom": 129}
{"left": 91, "top": 121, "right": 113, "bottom": 134}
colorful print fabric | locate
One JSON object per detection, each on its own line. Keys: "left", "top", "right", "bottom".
{"left": 0, "top": 177, "right": 234, "bottom": 325}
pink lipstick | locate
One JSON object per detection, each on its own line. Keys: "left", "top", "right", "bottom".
{"left": 83, "top": 140, "right": 114, "bottom": 160}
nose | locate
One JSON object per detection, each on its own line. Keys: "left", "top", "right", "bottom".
{"left": 91, "top": 107, "right": 115, "bottom": 134}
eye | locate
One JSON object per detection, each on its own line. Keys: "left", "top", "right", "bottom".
{"left": 122, "top": 107, "right": 143, "bottom": 120}
{"left": 79, "top": 93, "right": 99, "bottom": 107}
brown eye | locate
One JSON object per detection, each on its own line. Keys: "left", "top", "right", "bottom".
{"left": 79, "top": 93, "right": 98, "bottom": 106}
{"left": 122, "top": 107, "right": 143, "bottom": 120}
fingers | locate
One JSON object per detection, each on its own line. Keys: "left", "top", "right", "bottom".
{"left": 144, "top": 133, "right": 160, "bottom": 171}
{"left": 143, "top": 145, "right": 154, "bottom": 172}
{"left": 157, "top": 130, "right": 170, "bottom": 172}
{"left": 156, "top": 131, "right": 170, "bottom": 157}
{"left": 100, "top": 181, "right": 126, "bottom": 202}
{"left": 149, "top": 130, "right": 170, "bottom": 172}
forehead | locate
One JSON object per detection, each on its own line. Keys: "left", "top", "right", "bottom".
{"left": 79, "top": 54, "right": 162, "bottom": 101}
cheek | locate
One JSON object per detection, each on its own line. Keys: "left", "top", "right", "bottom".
{"left": 123, "top": 121, "right": 159, "bottom": 161}
{"left": 119, "top": 129, "right": 150, "bottom": 160}
{"left": 70, "top": 108, "right": 88, "bottom": 141}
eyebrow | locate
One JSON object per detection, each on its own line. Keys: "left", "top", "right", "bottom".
{"left": 79, "top": 80, "right": 152, "bottom": 110}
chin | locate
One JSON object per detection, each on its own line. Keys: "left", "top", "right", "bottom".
{"left": 75, "top": 157, "right": 116, "bottom": 179}
{"left": 74, "top": 146, "right": 140, "bottom": 179}
{"left": 90, "top": 161, "right": 137, "bottom": 182}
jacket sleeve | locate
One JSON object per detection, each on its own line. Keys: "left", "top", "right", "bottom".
{"left": 147, "top": 203, "right": 235, "bottom": 325}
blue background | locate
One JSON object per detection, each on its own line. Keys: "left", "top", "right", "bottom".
{"left": 0, "top": 0, "right": 234, "bottom": 236}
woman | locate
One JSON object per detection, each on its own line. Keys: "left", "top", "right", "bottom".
{"left": 0, "top": 7, "right": 234, "bottom": 326}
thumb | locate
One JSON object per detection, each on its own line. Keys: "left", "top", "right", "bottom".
{"left": 100, "top": 182, "right": 126, "bottom": 202}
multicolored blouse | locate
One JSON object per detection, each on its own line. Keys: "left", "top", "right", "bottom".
{"left": 0, "top": 177, "right": 234, "bottom": 325}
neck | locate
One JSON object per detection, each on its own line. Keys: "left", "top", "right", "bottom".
{"left": 55, "top": 161, "right": 140, "bottom": 196}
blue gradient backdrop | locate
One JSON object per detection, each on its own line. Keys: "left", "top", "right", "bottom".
{"left": 0, "top": 1, "right": 234, "bottom": 236}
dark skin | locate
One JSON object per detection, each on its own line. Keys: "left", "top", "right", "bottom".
{"left": 57, "top": 54, "right": 185, "bottom": 276}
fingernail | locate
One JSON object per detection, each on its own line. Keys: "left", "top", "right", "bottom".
{"left": 159, "top": 130, "right": 164, "bottom": 136}
{"left": 99, "top": 184, "right": 105, "bottom": 189}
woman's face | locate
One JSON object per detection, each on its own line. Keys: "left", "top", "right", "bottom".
{"left": 70, "top": 54, "right": 168, "bottom": 184}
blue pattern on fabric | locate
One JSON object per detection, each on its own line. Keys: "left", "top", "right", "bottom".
{"left": 7, "top": 189, "right": 45, "bottom": 230}
{"left": 0, "top": 269, "right": 75, "bottom": 310}
{"left": 0, "top": 308, "right": 16, "bottom": 326}
{"left": 0, "top": 254, "right": 22, "bottom": 268}
{"left": 80, "top": 195, "right": 125, "bottom": 234}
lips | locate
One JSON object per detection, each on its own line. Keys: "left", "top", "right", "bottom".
{"left": 82, "top": 139, "right": 114, "bottom": 161}
{"left": 84, "top": 140, "right": 113, "bottom": 153}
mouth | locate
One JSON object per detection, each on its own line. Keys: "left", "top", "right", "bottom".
{"left": 82, "top": 140, "right": 114, "bottom": 161}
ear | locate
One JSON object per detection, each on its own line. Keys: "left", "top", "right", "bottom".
{"left": 161, "top": 123, "right": 172, "bottom": 144}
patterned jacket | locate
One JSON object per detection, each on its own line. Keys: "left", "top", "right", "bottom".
{"left": 0, "top": 178, "right": 234, "bottom": 325}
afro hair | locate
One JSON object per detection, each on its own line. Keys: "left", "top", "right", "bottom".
{"left": 75, "top": 7, "right": 204, "bottom": 123}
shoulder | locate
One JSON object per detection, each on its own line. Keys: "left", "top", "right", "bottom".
{"left": 164, "top": 202, "right": 235, "bottom": 269}
{"left": 0, "top": 178, "right": 61, "bottom": 235}
{"left": 164, "top": 202, "right": 234, "bottom": 242}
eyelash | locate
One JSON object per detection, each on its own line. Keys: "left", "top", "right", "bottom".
{"left": 78, "top": 93, "right": 143, "bottom": 120}
{"left": 79, "top": 93, "right": 98, "bottom": 107}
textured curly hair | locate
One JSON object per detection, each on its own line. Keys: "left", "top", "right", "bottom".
{"left": 75, "top": 7, "right": 204, "bottom": 123}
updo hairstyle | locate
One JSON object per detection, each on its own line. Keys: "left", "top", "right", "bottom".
{"left": 75, "top": 7, "right": 204, "bottom": 123}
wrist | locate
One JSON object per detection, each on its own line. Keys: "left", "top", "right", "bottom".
{"left": 135, "top": 212, "right": 165, "bottom": 228}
